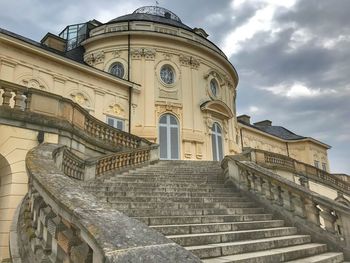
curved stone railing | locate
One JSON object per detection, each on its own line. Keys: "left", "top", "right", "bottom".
{"left": 222, "top": 155, "right": 350, "bottom": 259}
{"left": 13, "top": 143, "right": 200, "bottom": 263}
{"left": 244, "top": 148, "right": 350, "bottom": 196}
{"left": 0, "top": 79, "right": 152, "bottom": 151}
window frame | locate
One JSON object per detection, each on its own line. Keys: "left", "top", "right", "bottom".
{"left": 109, "top": 62, "right": 125, "bottom": 79}
{"left": 106, "top": 116, "right": 125, "bottom": 131}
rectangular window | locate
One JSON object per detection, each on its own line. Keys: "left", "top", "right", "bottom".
{"left": 314, "top": 160, "right": 319, "bottom": 169}
{"left": 106, "top": 116, "right": 124, "bottom": 131}
{"left": 322, "top": 163, "right": 327, "bottom": 171}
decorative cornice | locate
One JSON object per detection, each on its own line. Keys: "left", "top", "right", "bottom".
{"left": 131, "top": 48, "right": 156, "bottom": 60}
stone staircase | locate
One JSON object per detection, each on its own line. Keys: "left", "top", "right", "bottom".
{"left": 83, "top": 161, "right": 346, "bottom": 262}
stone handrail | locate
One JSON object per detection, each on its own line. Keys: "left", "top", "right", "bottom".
{"left": 222, "top": 155, "right": 350, "bottom": 259}
{"left": 17, "top": 143, "right": 200, "bottom": 263}
{"left": 55, "top": 144, "right": 158, "bottom": 181}
{"left": 247, "top": 148, "right": 350, "bottom": 196}
{"left": 0, "top": 79, "right": 152, "bottom": 150}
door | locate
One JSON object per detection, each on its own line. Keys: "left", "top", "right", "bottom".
{"left": 159, "top": 114, "right": 179, "bottom": 160}
{"left": 212, "top": 122, "right": 223, "bottom": 161}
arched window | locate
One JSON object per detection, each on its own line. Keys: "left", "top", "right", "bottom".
{"left": 159, "top": 114, "right": 179, "bottom": 160}
{"left": 110, "top": 62, "right": 125, "bottom": 78}
{"left": 212, "top": 122, "right": 223, "bottom": 161}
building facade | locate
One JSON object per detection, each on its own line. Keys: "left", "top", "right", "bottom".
{"left": 238, "top": 115, "right": 330, "bottom": 171}
{"left": 0, "top": 6, "right": 338, "bottom": 261}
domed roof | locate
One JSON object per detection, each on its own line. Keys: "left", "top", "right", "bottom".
{"left": 108, "top": 6, "right": 192, "bottom": 30}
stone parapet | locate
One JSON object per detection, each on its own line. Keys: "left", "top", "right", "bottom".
{"left": 222, "top": 154, "right": 350, "bottom": 259}
{"left": 243, "top": 148, "right": 350, "bottom": 196}
{"left": 0, "top": 79, "right": 153, "bottom": 153}
{"left": 11, "top": 143, "right": 199, "bottom": 263}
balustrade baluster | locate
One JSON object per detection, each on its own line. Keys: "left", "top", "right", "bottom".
{"left": 14, "top": 90, "right": 25, "bottom": 109}
{"left": 281, "top": 189, "right": 293, "bottom": 211}
{"left": 319, "top": 206, "right": 336, "bottom": 234}
{"left": 2, "top": 88, "right": 13, "bottom": 107}
{"left": 304, "top": 198, "right": 320, "bottom": 225}
{"left": 271, "top": 184, "right": 283, "bottom": 206}
{"left": 291, "top": 193, "right": 306, "bottom": 218}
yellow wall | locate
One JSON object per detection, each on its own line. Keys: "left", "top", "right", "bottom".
{"left": 239, "top": 124, "right": 330, "bottom": 170}
{"left": 0, "top": 125, "right": 58, "bottom": 260}
{"left": 0, "top": 35, "right": 132, "bottom": 130}
{"left": 83, "top": 26, "right": 240, "bottom": 159}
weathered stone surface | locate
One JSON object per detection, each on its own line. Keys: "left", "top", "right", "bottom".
{"left": 21, "top": 143, "right": 200, "bottom": 262}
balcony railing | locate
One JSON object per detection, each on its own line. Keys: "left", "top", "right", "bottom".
{"left": 0, "top": 79, "right": 152, "bottom": 151}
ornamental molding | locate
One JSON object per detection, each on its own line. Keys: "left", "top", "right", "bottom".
{"left": 106, "top": 103, "right": 126, "bottom": 118}
{"left": 155, "top": 101, "right": 183, "bottom": 121}
{"left": 84, "top": 51, "right": 105, "bottom": 66}
{"left": 21, "top": 79, "right": 47, "bottom": 91}
{"left": 179, "top": 55, "right": 200, "bottom": 69}
{"left": 131, "top": 48, "right": 156, "bottom": 60}
{"left": 112, "top": 50, "right": 121, "bottom": 58}
{"left": 69, "top": 91, "right": 92, "bottom": 109}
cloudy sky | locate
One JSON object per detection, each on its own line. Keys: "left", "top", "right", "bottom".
{"left": 1, "top": 0, "right": 349, "bottom": 173}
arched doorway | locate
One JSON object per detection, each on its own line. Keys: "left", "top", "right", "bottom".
{"left": 212, "top": 123, "right": 223, "bottom": 161}
{"left": 0, "top": 154, "right": 12, "bottom": 261}
{"left": 159, "top": 114, "right": 179, "bottom": 160}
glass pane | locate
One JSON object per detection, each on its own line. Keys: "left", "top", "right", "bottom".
{"left": 218, "top": 135, "right": 223, "bottom": 161}
{"left": 110, "top": 62, "right": 124, "bottom": 78}
{"left": 159, "top": 115, "right": 167, "bottom": 124}
{"left": 117, "top": 120, "right": 124, "bottom": 130}
{"left": 170, "top": 115, "right": 177, "bottom": 125}
{"left": 216, "top": 124, "right": 222, "bottom": 134}
{"left": 107, "top": 118, "right": 114, "bottom": 126}
{"left": 212, "top": 133, "right": 217, "bottom": 161}
{"left": 170, "top": 127, "right": 179, "bottom": 159}
{"left": 159, "top": 126, "right": 167, "bottom": 159}
{"left": 160, "top": 65, "right": 174, "bottom": 84}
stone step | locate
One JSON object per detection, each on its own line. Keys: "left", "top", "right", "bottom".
{"left": 187, "top": 235, "right": 311, "bottom": 259}
{"left": 135, "top": 214, "right": 274, "bottom": 226}
{"left": 121, "top": 207, "right": 265, "bottom": 217}
{"left": 151, "top": 220, "right": 285, "bottom": 235}
{"left": 110, "top": 174, "right": 223, "bottom": 181}
{"left": 98, "top": 191, "right": 242, "bottom": 199}
{"left": 85, "top": 185, "right": 235, "bottom": 193}
{"left": 105, "top": 196, "right": 250, "bottom": 203}
{"left": 94, "top": 191, "right": 239, "bottom": 198}
{"left": 285, "top": 252, "right": 344, "bottom": 262}
{"left": 102, "top": 177, "right": 224, "bottom": 184}
{"left": 167, "top": 227, "right": 297, "bottom": 246}
{"left": 85, "top": 181, "right": 228, "bottom": 188}
{"left": 201, "top": 243, "right": 328, "bottom": 263}
{"left": 107, "top": 201, "right": 257, "bottom": 210}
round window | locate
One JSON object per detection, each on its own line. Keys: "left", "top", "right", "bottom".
{"left": 160, "top": 65, "right": 175, "bottom": 85}
{"left": 110, "top": 62, "right": 125, "bottom": 78}
{"left": 210, "top": 79, "right": 218, "bottom": 97}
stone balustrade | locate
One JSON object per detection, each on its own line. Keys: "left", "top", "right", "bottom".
{"left": 0, "top": 80, "right": 152, "bottom": 151}
{"left": 54, "top": 144, "right": 158, "bottom": 181}
{"left": 222, "top": 155, "right": 350, "bottom": 259}
{"left": 11, "top": 143, "right": 199, "bottom": 263}
{"left": 95, "top": 146, "right": 156, "bottom": 176}
{"left": 61, "top": 149, "right": 85, "bottom": 180}
{"left": 246, "top": 148, "right": 350, "bottom": 196}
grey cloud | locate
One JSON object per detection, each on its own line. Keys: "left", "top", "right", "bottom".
{"left": 0, "top": 0, "right": 349, "bottom": 173}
